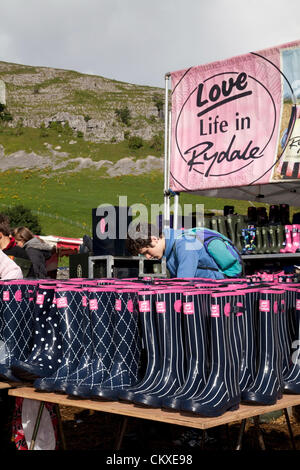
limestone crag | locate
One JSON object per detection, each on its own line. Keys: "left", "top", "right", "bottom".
{"left": 0, "top": 61, "right": 165, "bottom": 143}
{"left": 0, "top": 144, "right": 163, "bottom": 177}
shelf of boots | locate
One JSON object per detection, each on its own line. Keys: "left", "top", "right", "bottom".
{"left": 7, "top": 386, "right": 300, "bottom": 432}
{"left": 242, "top": 253, "right": 300, "bottom": 260}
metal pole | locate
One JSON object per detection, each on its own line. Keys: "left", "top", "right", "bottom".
{"left": 173, "top": 193, "right": 179, "bottom": 229}
{"left": 163, "top": 73, "right": 170, "bottom": 230}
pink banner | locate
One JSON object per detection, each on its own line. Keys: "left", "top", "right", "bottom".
{"left": 170, "top": 40, "right": 300, "bottom": 192}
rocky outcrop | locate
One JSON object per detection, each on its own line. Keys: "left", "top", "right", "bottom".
{"left": 0, "top": 144, "right": 163, "bottom": 176}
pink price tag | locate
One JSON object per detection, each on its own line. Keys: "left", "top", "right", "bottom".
{"left": 139, "top": 300, "right": 150, "bottom": 312}
{"left": 115, "top": 299, "right": 122, "bottom": 311}
{"left": 259, "top": 299, "right": 270, "bottom": 312}
{"left": 82, "top": 296, "right": 87, "bottom": 307}
{"left": 36, "top": 294, "right": 44, "bottom": 305}
{"left": 155, "top": 301, "right": 166, "bottom": 313}
{"left": 3, "top": 291, "right": 10, "bottom": 301}
{"left": 211, "top": 304, "right": 220, "bottom": 317}
{"left": 296, "top": 299, "right": 300, "bottom": 311}
{"left": 57, "top": 297, "right": 68, "bottom": 308}
{"left": 89, "top": 299, "right": 98, "bottom": 311}
{"left": 183, "top": 302, "right": 194, "bottom": 315}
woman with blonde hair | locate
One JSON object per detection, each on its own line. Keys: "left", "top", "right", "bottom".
{"left": 14, "top": 226, "right": 53, "bottom": 279}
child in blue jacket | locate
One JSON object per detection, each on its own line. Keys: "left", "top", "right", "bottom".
{"left": 127, "top": 223, "right": 241, "bottom": 279}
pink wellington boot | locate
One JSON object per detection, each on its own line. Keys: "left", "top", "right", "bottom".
{"left": 280, "top": 225, "right": 293, "bottom": 253}
{"left": 292, "top": 224, "right": 300, "bottom": 253}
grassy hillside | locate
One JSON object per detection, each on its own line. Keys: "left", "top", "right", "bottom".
{"left": 0, "top": 60, "right": 294, "bottom": 239}
{"left": 0, "top": 167, "right": 271, "bottom": 238}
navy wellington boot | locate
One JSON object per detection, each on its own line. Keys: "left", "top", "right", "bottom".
{"left": 118, "top": 290, "right": 161, "bottom": 402}
{"left": 276, "top": 288, "right": 292, "bottom": 378}
{"left": 89, "top": 288, "right": 143, "bottom": 400}
{"left": 130, "top": 288, "right": 186, "bottom": 408}
{"left": 63, "top": 286, "right": 117, "bottom": 397}
{"left": 283, "top": 290, "right": 300, "bottom": 394}
{"left": 0, "top": 282, "right": 36, "bottom": 381}
{"left": 34, "top": 287, "right": 86, "bottom": 392}
{"left": 161, "top": 289, "right": 210, "bottom": 410}
{"left": 180, "top": 290, "right": 245, "bottom": 417}
{"left": 11, "top": 284, "right": 62, "bottom": 381}
{"left": 239, "top": 287, "right": 260, "bottom": 392}
{"left": 241, "top": 289, "right": 284, "bottom": 405}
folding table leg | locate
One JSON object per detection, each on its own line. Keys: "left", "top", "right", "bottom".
{"left": 235, "top": 419, "right": 247, "bottom": 450}
{"left": 283, "top": 408, "right": 296, "bottom": 450}
{"left": 253, "top": 416, "right": 266, "bottom": 450}
{"left": 54, "top": 404, "right": 67, "bottom": 450}
{"left": 115, "top": 416, "right": 128, "bottom": 450}
{"left": 29, "top": 401, "right": 45, "bottom": 450}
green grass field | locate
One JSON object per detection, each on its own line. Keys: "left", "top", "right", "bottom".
{"left": 0, "top": 166, "right": 274, "bottom": 238}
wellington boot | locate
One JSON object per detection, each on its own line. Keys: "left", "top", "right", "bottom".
{"left": 241, "top": 289, "right": 284, "bottom": 405}
{"left": 247, "top": 207, "right": 257, "bottom": 225}
{"left": 292, "top": 224, "right": 300, "bottom": 253}
{"left": 118, "top": 290, "right": 161, "bottom": 403}
{"left": 88, "top": 288, "right": 143, "bottom": 400}
{"left": 34, "top": 287, "right": 86, "bottom": 392}
{"left": 180, "top": 290, "right": 245, "bottom": 417}
{"left": 210, "top": 216, "right": 218, "bottom": 232}
{"left": 11, "top": 284, "right": 62, "bottom": 381}
{"left": 204, "top": 216, "right": 211, "bottom": 229}
{"left": 225, "top": 214, "right": 236, "bottom": 244}
{"left": 0, "top": 282, "right": 36, "bottom": 381}
{"left": 283, "top": 290, "right": 300, "bottom": 393}
{"left": 216, "top": 215, "right": 228, "bottom": 238}
{"left": 268, "top": 225, "right": 279, "bottom": 253}
{"left": 162, "top": 289, "right": 210, "bottom": 410}
{"left": 280, "top": 225, "right": 293, "bottom": 253}
{"left": 63, "top": 286, "right": 117, "bottom": 398}
{"left": 269, "top": 205, "right": 280, "bottom": 225}
{"left": 279, "top": 204, "right": 290, "bottom": 225}
{"left": 239, "top": 287, "right": 260, "bottom": 392}
{"left": 130, "top": 288, "right": 186, "bottom": 408}
{"left": 255, "top": 227, "right": 264, "bottom": 254}
{"left": 261, "top": 226, "right": 271, "bottom": 254}
{"left": 276, "top": 225, "right": 285, "bottom": 253}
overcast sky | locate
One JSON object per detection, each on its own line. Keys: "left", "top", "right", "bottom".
{"left": 1, "top": 0, "right": 299, "bottom": 88}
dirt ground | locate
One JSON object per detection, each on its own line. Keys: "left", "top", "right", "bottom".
{"left": 57, "top": 404, "right": 300, "bottom": 452}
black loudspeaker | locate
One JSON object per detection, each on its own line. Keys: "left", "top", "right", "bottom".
{"left": 92, "top": 206, "right": 132, "bottom": 256}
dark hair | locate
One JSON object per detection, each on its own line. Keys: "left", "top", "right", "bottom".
{"left": 0, "top": 218, "right": 11, "bottom": 237}
{"left": 13, "top": 226, "right": 35, "bottom": 243}
{"left": 126, "top": 223, "right": 162, "bottom": 255}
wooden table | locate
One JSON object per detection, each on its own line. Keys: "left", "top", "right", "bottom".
{"left": 0, "top": 382, "right": 12, "bottom": 390}
{"left": 8, "top": 387, "right": 300, "bottom": 450}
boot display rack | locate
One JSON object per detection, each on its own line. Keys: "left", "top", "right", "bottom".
{"left": 87, "top": 255, "right": 167, "bottom": 279}
{"left": 0, "top": 274, "right": 300, "bottom": 450}
{"left": 204, "top": 204, "right": 300, "bottom": 275}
